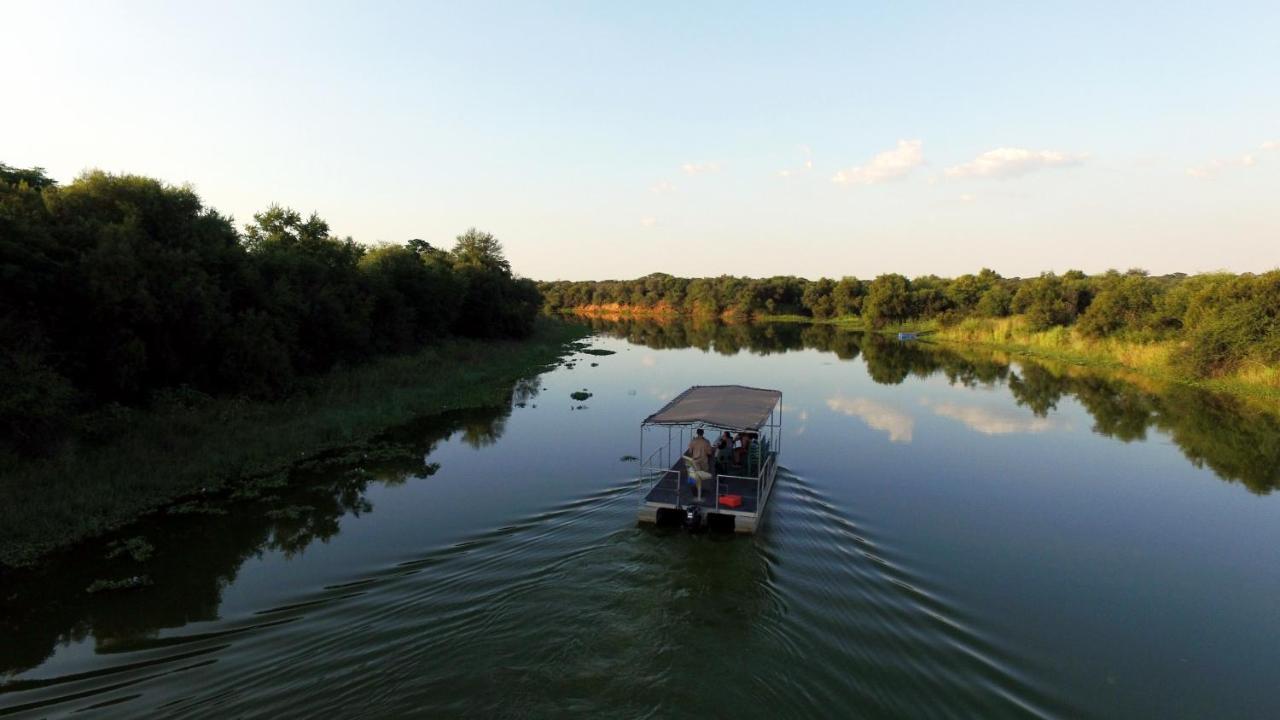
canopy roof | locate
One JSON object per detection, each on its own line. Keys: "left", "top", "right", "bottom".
{"left": 643, "top": 385, "right": 782, "bottom": 431}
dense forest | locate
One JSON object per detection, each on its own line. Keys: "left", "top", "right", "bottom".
{"left": 1, "top": 163, "right": 540, "bottom": 457}
{"left": 539, "top": 269, "right": 1280, "bottom": 381}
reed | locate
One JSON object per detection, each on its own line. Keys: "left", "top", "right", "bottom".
{"left": 934, "top": 317, "right": 1280, "bottom": 399}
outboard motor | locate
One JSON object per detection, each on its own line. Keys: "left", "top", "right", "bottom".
{"left": 682, "top": 504, "right": 703, "bottom": 531}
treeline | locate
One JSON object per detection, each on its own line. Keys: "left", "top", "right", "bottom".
{"left": 1, "top": 163, "right": 540, "bottom": 455}
{"left": 540, "top": 269, "right": 1280, "bottom": 378}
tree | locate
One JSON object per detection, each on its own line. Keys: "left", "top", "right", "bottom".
{"left": 448, "top": 228, "right": 540, "bottom": 338}
{"left": 1077, "top": 274, "right": 1160, "bottom": 338}
{"left": 829, "top": 277, "right": 865, "bottom": 317}
{"left": 975, "top": 284, "right": 1013, "bottom": 317}
{"left": 1012, "top": 273, "right": 1081, "bottom": 330}
{"left": 801, "top": 278, "right": 836, "bottom": 318}
{"left": 946, "top": 270, "right": 993, "bottom": 313}
{"left": 863, "top": 274, "right": 913, "bottom": 328}
{"left": 450, "top": 227, "right": 511, "bottom": 274}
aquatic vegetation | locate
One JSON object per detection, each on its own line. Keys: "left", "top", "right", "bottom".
{"left": 166, "top": 502, "right": 229, "bottom": 516}
{"left": 104, "top": 537, "right": 154, "bottom": 563}
{"left": 264, "top": 505, "right": 318, "bottom": 521}
{"left": 85, "top": 575, "right": 152, "bottom": 594}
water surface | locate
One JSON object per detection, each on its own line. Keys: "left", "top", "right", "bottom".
{"left": 3, "top": 320, "right": 1279, "bottom": 718}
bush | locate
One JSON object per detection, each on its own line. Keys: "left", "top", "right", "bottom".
{"left": 1077, "top": 275, "right": 1160, "bottom": 338}
{"left": 1178, "top": 272, "right": 1280, "bottom": 376}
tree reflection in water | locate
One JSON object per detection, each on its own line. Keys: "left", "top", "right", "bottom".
{"left": 588, "top": 317, "right": 1280, "bottom": 495}
{"left": 0, "top": 396, "right": 524, "bottom": 677}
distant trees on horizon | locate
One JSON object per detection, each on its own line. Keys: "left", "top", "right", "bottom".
{"left": 1, "top": 162, "right": 539, "bottom": 456}
{"left": 539, "top": 267, "right": 1280, "bottom": 380}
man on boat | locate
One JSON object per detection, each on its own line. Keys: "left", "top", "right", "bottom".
{"left": 685, "top": 428, "right": 714, "bottom": 499}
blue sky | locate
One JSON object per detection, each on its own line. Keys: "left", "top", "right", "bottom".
{"left": 4, "top": 1, "right": 1278, "bottom": 280}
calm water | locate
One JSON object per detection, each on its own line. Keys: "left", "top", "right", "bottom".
{"left": 3, "top": 320, "right": 1280, "bottom": 718}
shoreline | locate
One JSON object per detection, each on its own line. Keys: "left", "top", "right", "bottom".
{"left": 567, "top": 308, "right": 1280, "bottom": 403}
{"left": 0, "top": 319, "right": 589, "bottom": 569}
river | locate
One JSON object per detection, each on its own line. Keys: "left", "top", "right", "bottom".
{"left": 3, "top": 319, "right": 1279, "bottom": 718}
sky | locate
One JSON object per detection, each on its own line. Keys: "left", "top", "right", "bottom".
{"left": 3, "top": 1, "right": 1278, "bottom": 280}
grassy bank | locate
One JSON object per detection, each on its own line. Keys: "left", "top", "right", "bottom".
{"left": 753, "top": 313, "right": 940, "bottom": 333}
{"left": 572, "top": 307, "right": 940, "bottom": 333}
{"left": 765, "top": 312, "right": 1279, "bottom": 399}
{"left": 934, "top": 316, "right": 1280, "bottom": 401}
{"left": 0, "top": 319, "right": 588, "bottom": 568}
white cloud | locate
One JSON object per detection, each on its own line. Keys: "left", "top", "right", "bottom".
{"left": 832, "top": 139, "right": 923, "bottom": 185}
{"left": 929, "top": 401, "right": 1057, "bottom": 435}
{"left": 959, "top": 193, "right": 976, "bottom": 202}
{"left": 681, "top": 161, "right": 720, "bottom": 175}
{"left": 1186, "top": 160, "right": 1225, "bottom": 179}
{"left": 1186, "top": 141, "right": 1276, "bottom": 178}
{"left": 826, "top": 395, "right": 914, "bottom": 443}
{"left": 945, "top": 147, "right": 1085, "bottom": 179}
{"left": 1186, "top": 155, "right": 1255, "bottom": 179}
{"left": 640, "top": 216, "right": 658, "bottom": 227}
{"left": 650, "top": 181, "right": 675, "bottom": 194}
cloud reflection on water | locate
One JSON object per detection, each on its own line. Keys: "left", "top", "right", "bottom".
{"left": 826, "top": 395, "right": 915, "bottom": 443}
{"left": 928, "top": 400, "right": 1060, "bottom": 436}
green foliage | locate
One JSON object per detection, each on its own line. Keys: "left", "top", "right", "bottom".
{"left": 0, "top": 163, "right": 542, "bottom": 457}
{"left": 540, "top": 267, "right": 1280, "bottom": 384}
{"left": 801, "top": 278, "right": 836, "bottom": 318}
{"left": 1177, "top": 271, "right": 1280, "bottom": 376}
{"left": 1077, "top": 273, "right": 1160, "bottom": 338}
{"left": 1012, "top": 272, "right": 1086, "bottom": 330}
{"left": 831, "top": 277, "right": 865, "bottom": 316}
{"left": 863, "top": 274, "right": 913, "bottom": 328}
{"left": 975, "top": 284, "right": 1013, "bottom": 317}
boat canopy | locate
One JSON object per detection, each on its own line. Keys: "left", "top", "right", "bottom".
{"left": 642, "top": 385, "right": 782, "bottom": 432}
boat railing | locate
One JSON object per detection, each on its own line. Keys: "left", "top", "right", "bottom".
{"left": 637, "top": 431, "right": 779, "bottom": 514}
{"left": 710, "top": 450, "right": 776, "bottom": 513}
{"left": 640, "top": 446, "right": 666, "bottom": 473}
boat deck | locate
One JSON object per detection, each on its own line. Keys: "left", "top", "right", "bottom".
{"left": 643, "top": 456, "right": 766, "bottom": 515}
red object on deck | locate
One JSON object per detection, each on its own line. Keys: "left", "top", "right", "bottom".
{"left": 719, "top": 494, "right": 743, "bottom": 508}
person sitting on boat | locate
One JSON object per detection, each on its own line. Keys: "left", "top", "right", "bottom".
{"left": 715, "top": 431, "right": 734, "bottom": 470}
{"left": 734, "top": 431, "right": 752, "bottom": 466}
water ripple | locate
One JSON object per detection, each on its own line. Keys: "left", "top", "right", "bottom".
{"left": 1, "top": 469, "right": 1075, "bottom": 718}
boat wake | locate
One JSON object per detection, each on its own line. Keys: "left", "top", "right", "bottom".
{"left": 2, "top": 471, "right": 1074, "bottom": 718}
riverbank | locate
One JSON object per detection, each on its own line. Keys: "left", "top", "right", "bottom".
{"left": 0, "top": 319, "right": 589, "bottom": 569}
{"left": 571, "top": 307, "right": 1280, "bottom": 402}
{"left": 754, "top": 313, "right": 939, "bottom": 332}
{"left": 934, "top": 318, "right": 1279, "bottom": 401}
{"left": 791, "top": 313, "right": 1279, "bottom": 401}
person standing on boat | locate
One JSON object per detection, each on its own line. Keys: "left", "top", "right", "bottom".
{"left": 685, "top": 428, "right": 714, "bottom": 500}
{"left": 686, "top": 428, "right": 713, "bottom": 473}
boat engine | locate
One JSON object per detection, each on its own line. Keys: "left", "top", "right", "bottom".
{"left": 682, "top": 504, "right": 703, "bottom": 531}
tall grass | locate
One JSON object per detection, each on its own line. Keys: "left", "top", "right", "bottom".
{"left": 937, "top": 316, "right": 1278, "bottom": 396}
